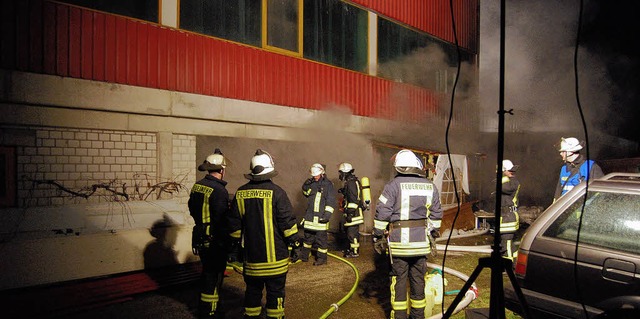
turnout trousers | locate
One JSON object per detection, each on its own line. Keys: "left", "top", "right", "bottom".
{"left": 499, "top": 206, "right": 519, "bottom": 260}
{"left": 390, "top": 256, "right": 427, "bottom": 319}
{"left": 345, "top": 225, "right": 360, "bottom": 254}
{"left": 301, "top": 230, "right": 328, "bottom": 262}
{"left": 243, "top": 274, "right": 287, "bottom": 319}
{"left": 198, "top": 248, "right": 228, "bottom": 318}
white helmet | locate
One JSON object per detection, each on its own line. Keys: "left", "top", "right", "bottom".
{"left": 393, "top": 149, "right": 425, "bottom": 176}
{"left": 559, "top": 137, "right": 582, "bottom": 152}
{"left": 338, "top": 162, "right": 353, "bottom": 173}
{"left": 198, "top": 148, "right": 227, "bottom": 171}
{"left": 502, "top": 159, "right": 519, "bottom": 172}
{"left": 250, "top": 149, "right": 275, "bottom": 175}
{"left": 394, "top": 150, "right": 423, "bottom": 169}
{"left": 310, "top": 163, "right": 325, "bottom": 177}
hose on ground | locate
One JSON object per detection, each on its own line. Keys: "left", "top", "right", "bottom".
{"left": 319, "top": 251, "right": 360, "bottom": 319}
{"left": 426, "top": 262, "right": 478, "bottom": 319}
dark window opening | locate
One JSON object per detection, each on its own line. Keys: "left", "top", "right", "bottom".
{"left": 303, "top": 0, "right": 367, "bottom": 72}
{"left": 180, "top": 0, "right": 261, "bottom": 47}
{"left": 61, "top": 0, "right": 158, "bottom": 23}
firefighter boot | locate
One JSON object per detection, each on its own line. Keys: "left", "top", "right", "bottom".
{"left": 313, "top": 258, "right": 327, "bottom": 266}
{"left": 344, "top": 249, "right": 359, "bottom": 258}
{"left": 199, "top": 300, "right": 220, "bottom": 319}
{"left": 299, "top": 246, "right": 309, "bottom": 262}
{"left": 314, "top": 250, "right": 327, "bottom": 265}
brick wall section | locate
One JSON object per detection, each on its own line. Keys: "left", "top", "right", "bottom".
{"left": 172, "top": 134, "right": 196, "bottom": 204}
{"left": 12, "top": 127, "right": 195, "bottom": 207}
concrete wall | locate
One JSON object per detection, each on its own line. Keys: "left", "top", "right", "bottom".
{"left": 0, "top": 69, "right": 435, "bottom": 290}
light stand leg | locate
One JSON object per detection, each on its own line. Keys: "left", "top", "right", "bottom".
{"left": 442, "top": 252, "right": 532, "bottom": 319}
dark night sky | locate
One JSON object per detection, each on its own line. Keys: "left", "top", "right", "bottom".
{"left": 478, "top": 0, "right": 639, "bottom": 158}
{"left": 581, "top": 0, "right": 640, "bottom": 143}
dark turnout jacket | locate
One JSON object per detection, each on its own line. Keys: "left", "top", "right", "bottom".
{"left": 229, "top": 180, "right": 300, "bottom": 277}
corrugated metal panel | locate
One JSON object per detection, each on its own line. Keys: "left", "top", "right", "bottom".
{"left": 351, "top": 0, "right": 478, "bottom": 53}
{"left": 6, "top": 0, "right": 444, "bottom": 123}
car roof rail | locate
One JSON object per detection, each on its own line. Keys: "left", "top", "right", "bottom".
{"left": 600, "top": 172, "right": 640, "bottom": 181}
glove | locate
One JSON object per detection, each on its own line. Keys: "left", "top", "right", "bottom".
{"left": 430, "top": 228, "right": 441, "bottom": 239}
{"left": 319, "top": 212, "right": 330, "bottom": 224}
{"left": 227, "top": 239, "right": 242, "bottom": 262}
{"left": 289, "top": 237, "right": 302, "bottom": 263}
{"left": 304, "top": 178, "right": 314, "bottom": 186}
{"left": 289, "top": 236, "right": 302, "bottom": 249}
{"left": 191, "top": 224, "right": 209, "bottom": 255}
{"left": 344, "top": 208, "right": 355, "bottom": 223}
{"left": 373, "top": 237, "right": 388, "bottom": 255}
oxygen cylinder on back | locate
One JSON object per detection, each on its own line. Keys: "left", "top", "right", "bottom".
{"left": 361, "top": 177, "right": 371, "bottom": 209}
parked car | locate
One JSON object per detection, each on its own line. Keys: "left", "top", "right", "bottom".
{"left": 505, "top": 173, "right": 640, "bottom": 319}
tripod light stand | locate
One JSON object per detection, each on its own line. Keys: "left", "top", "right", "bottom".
{"left": 442, "top": 1, "right": 531, "bottom": 318}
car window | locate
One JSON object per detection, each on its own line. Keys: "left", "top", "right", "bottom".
{"left": 543, "top": 191, "right": 640, "bottom": 255}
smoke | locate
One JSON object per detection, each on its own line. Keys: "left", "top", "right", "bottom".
{"left": 477, "top": 0, "right": 640, "bottom": 207}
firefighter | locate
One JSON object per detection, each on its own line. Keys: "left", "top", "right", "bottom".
{"left": 299, "top": 163, "right": 337, "bottom": 266}
{"left": 228, "top": 149, "right": 301, "bottom": 319}
{"left": 338, "top": 162, "right": 364, "bottom": 258}
{"left": 188, "top": 148, "right": 231, "bottom": 319}
{"left": 554, "top": 137, "right": 604, "bottom": 201}
{"left": 373, "top": 149, "right": 443, "bottom": 319}
{"left": 500, "top": 159, "right": 520, "bottom": 260}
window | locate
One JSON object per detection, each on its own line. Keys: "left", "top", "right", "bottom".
{"left": 377, "top": 17, "right": 475, "bottom": 89}
{"left": 180, "top": 0, "right": 261, "bottom": 47}
{"left": 544, "top": 191, "right": 640, "bottom": 255}
{"left": 303, "top": 0, "right": 367, "bottom": 72}
{"left": 61, "top": 0, "right": 158, "bottom": 23}
{"left": 264, "top": 0, "right": 302, "bottom": 55}
{"left": 0, "top": 147, "right": 16, "bottom": 207}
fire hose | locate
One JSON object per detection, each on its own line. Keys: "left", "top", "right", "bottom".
{"left": 318, "top": 251, "right": 360, "bottom": 319}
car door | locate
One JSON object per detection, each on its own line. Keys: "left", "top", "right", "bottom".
{"left": 526, "top": 189, "right": 640, "bottom": 310}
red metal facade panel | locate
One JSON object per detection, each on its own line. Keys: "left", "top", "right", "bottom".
{"left": 55, "top": 5, "right": 69, "bottom": 77}
{"left": 92, "top": 12, "right": 105, "bottom": 81}
{"left": 68, "top": 7, "right": 82, "bottom": 78}
{"left": 351, "top": 0, "right": 478, "bottom": 53}
{"left": 80, "top": 10, "right": 93, "bottom": 79}
{"left": 7, "top": 1, "right": 445, "bottom": 123}
{"left": 29, "top": 1, "right": 44, "bottom": 72}
{"left": 15, "top": 2, "right": 30, "bottom": 71}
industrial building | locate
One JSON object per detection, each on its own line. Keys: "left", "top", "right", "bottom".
{"left": 2, "top": 0, "right": 481, "bottom": 291}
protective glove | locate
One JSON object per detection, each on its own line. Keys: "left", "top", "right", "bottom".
{"left": 191, "top": 224, "right": 209, "bottom": 255}
{"left": 344, "top": 208, "right": 355, "bottom": 223}
{"left": 319, "top": 212, "right": 330, "bottom": 223}
{"left": 227, "top": 239, "right": 242, "bottom": 263}
{"left": 289, "top": 236, "right": 303, "bottom": 249}
{"left": 289, "top": 237, "right": 303, "bottom": 263}
{"left": 304, "top": 178, "right": 314, "bottom": 186}
{"left": 430, "top": 228, "right": 441, "bottom": 239}
{"left": 373, "top": 237, "right": 388, "bottom": 255}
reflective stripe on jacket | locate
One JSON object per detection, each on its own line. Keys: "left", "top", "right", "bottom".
{"left": 188, "top": 175, "right": 229, "bottom": 244}
{"left": 229, "top": 180, "right": 299, "bottom": 277}
{"left": 500, "top": 175, "right": 520, "bottom": 233}
{"left": 342, "top": 174, "right": 364, "bottom": 227}
{"left": 302, "top": 176, "right": 337, "bottom": 231}
{"left": 559, "top": 159, "right": 597, "bottom": 195}
{"left": 373, "top": 174, "right": 443, "bottom": 257}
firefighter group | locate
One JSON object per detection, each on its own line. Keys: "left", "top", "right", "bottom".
{"left": 187, "top": 136, "right": 599, "bottom": 319}
{"left": 188, "top": 146, "right": 443, "bottom": 319}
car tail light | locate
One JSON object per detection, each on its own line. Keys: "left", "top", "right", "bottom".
{"left": 514, "top": 250, "right": 528, "bottom": 277}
